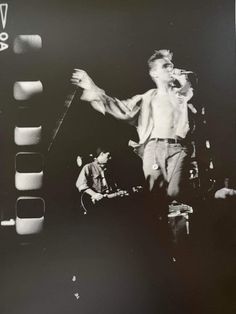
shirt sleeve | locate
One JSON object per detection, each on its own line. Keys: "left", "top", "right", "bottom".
{"left": 80, "top": 86, "right": 142, "bottom": 126}
{"left": 76, "top": 165, "right": 90, "bottom": 192}
{"left": 177, "top": 73, "right": 195, "bottom": 103}
{"left": 175, "top": 74, "right": 195, "bottom": 138}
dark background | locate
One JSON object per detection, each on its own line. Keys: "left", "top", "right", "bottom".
{"left": 0, "top": 0, "right": 235, "bottom": 219}
{"left": 0, "top": 1, "right": 235, "bottom": 313}
{"left": 0, "top": 0, "right": 235, "bottom": 217}
{"left": 3, "top": 0, "right": 236, "bottom": 208}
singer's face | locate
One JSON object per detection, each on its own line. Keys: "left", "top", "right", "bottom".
{"left": 149, "top": 58, "right": 174, "bottom": 82}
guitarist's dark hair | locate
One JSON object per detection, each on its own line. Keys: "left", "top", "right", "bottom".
{"left": 94, "top": 145, "right": 111, "bottom": 157}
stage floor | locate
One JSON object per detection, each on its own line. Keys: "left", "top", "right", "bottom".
{"left": 1, "top": 200, "right": 235, "bottom": 314}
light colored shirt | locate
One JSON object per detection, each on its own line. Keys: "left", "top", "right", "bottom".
{"left": 76, "top": 160, "right": 115, "bottom": 193}
{"left": 80, "top": 78, "right": 195, "bottom": 155}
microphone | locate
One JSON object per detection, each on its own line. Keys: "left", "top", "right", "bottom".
{"left": 172, "top": 68, "right": 194, "bottom": 75}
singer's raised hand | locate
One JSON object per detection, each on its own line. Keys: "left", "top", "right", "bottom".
{"left": 71, "top": 69, "right": 96, "bottom": 90}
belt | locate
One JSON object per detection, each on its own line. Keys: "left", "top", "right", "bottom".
{"left": 150, "top": 138, "right": 184, "bottom": 144}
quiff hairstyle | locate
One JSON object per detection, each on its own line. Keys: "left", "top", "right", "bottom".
{"left": 147, "top": 49, "right": 173, "bottom": 69}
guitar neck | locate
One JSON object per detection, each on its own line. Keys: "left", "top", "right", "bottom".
{"left": 105, "top": 192, "right": 118, "bottom": 199}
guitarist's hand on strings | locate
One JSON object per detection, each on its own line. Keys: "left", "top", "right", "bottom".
{"left": 91, "top": 192, "right": 104, "bottom": 203}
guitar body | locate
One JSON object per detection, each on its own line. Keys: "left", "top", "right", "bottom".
{"left": 80, "top": 192, "right": 109, "bottom": 214}
{"left": 80, "top": 186, "right": 143, "bottom": 214}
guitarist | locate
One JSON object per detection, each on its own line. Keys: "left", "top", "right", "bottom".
{"left": 76, "top": 146, "right": 125, "bottom": 212}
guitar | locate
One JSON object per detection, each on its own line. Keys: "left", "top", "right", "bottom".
{"left": 80, "top": 186, "right": 143, "bottom": 214}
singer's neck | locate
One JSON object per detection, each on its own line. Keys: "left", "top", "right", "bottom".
{"left": 155, "top": 80, "right": 171, "bottom": 94}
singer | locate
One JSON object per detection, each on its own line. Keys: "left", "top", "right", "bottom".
{"left": 71, "top": 49, "right": 197, "bottom": 221}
